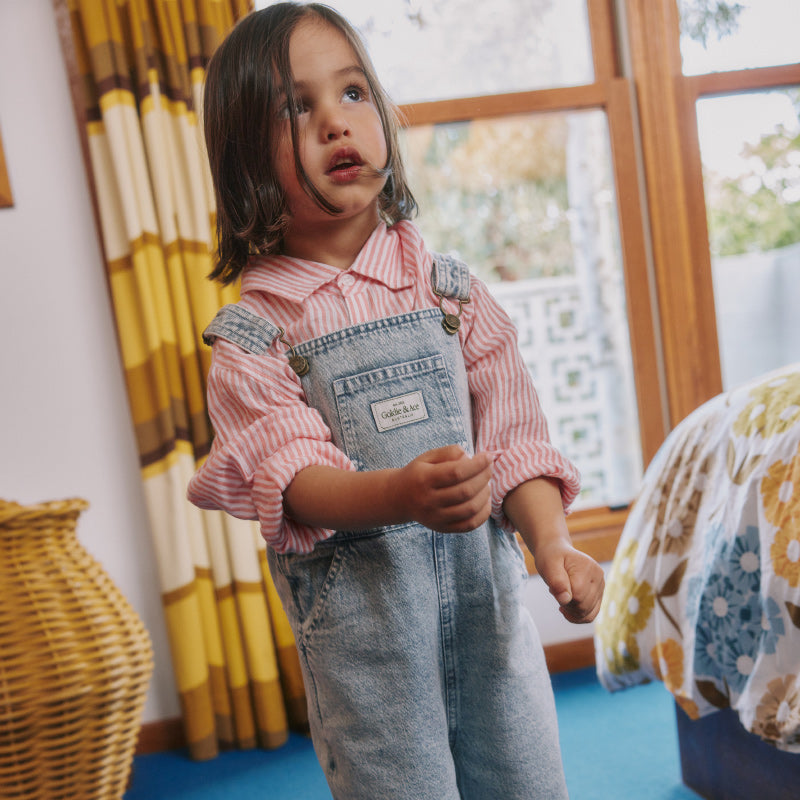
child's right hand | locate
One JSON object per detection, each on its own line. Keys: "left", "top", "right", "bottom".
{"left": 397, "top": 445, "right": 493, "bottom": 533}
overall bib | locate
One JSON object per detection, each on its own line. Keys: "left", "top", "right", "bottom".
{"left": 204, "top": 256, "right": 568, "bottom": 800}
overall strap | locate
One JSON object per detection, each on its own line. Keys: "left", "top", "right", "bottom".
{"left": 202, "top": 304, "right": 282, "bottom": 355}
{"left": 431, "top": 253, "right": 471, "bottom": 335}
{"left": 431, "top": 253, "right": 471, "bottom": 303}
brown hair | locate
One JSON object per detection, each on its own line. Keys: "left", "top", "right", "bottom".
{"left": 203, "top": 2, "right": 417, "bottom": 284}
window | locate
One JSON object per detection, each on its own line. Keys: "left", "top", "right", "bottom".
{"left": 697, "top": 91, "right": 800, "bottom": 388}
{"left": 401, "top": 112, "right": 642, "bottom": 509}
{"left": 676, "top": 0, "right": 800, "bottom": 389}
{"left": 623, "top": 0, "right": 799, "bottom": 427}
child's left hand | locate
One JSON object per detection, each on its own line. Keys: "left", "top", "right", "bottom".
{"left": 503, "top": 476, "right": 604, "bottom": 623}
{"left": 534, "top": 541, "right": 605, "bottom": 623}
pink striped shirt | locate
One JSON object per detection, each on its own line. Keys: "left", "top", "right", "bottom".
{"left": 187, "top": 220, "right": 580, "bottom": 552}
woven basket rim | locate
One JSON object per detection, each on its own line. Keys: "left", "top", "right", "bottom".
{"left": 0, "top": 498, "right": 90, "bottom": 527}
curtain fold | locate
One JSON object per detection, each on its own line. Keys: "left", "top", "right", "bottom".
{"left": 64, "top": 0, "right": 307, "bottom": 760}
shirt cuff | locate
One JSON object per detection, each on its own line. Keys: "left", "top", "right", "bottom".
{"left": 489, "top": 442, "right": 581, "bottom": 533}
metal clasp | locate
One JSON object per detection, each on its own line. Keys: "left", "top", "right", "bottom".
{"left": 433, "top": 289, "right": 469, "bottom": 335}
{"left": 278, "top": 328, "right": 309, "bottom": 376}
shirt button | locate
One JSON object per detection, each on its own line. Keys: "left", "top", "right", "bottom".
{"left": 339, "top": 273, "right": 355, "bottom": 289}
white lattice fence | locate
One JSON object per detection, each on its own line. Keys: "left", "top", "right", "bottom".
{"left": 490, "top": 277, "right": 638, "bottom": 508}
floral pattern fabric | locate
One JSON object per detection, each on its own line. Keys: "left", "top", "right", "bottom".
{"left": 595, "top": 364, "right": 800, "bottom": 752}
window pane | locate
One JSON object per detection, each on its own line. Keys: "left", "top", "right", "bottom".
{"left": 697, "top": 90, "right": 800, "bottom": 388}
{"left": 402, "top": 112, "right": 642, "bottom": 508}
{"left": 308, "top": 0, "right": 593, "bottom": 103}
{"left": 679, "top": 0, "right": 798, "bottom": 75}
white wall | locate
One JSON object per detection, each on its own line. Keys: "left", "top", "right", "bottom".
{"left": 0, "top": 0, "right": 591, "bottom": 729}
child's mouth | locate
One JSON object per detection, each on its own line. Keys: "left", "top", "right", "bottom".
{"left": 327, "top": 149, "right": 364, "bottom": 181}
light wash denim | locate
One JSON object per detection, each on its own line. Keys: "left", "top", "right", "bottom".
{"left": 206, "top": 257, "right": 569, "bottom": 800}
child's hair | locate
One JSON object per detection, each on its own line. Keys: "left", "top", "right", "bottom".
{"left": 203, "top": 2, "right": 417, "bottom": 285}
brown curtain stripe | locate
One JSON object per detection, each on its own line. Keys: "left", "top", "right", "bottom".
{"left": 64, "top": 0, "right": 306, "bottom": 760}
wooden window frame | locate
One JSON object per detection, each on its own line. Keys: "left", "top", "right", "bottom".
{"left": 623, "top": 0, "right": 800, "bottom": 423}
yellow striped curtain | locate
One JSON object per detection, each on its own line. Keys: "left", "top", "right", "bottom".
{"left": 64, "top": 0, "right": 306, "bottom": 760}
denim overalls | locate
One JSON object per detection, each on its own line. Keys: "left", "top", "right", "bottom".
{"left": 204, "top": 256, "right": 568, "bottom": 800}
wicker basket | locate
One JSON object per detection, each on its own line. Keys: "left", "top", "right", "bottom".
{"left": 0, "top": 498, "right": 153, "bottom": 799}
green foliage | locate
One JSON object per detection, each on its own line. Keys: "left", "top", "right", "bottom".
{"left": 706, "top": 90, "right": 800, "bottom": 257}
{"left": 709, "top": 183, "right": 800, "bottom": 256}
{"left": 677, "top": 0, "right": 745, "bottom": 46}
{"left": 402, "top": 115, "right": 574, "bottom": 282}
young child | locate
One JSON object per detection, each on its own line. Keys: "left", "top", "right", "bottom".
{"left": 188, "top": 3, "right": 604, "bottom": 798}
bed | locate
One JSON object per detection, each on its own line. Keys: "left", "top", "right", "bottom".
{"left": 594, "top": 363, "right": 800, "bottom": 799}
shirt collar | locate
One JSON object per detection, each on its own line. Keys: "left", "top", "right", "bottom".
{"left": 240, "top": 222, "right": 419, "bottom": 302}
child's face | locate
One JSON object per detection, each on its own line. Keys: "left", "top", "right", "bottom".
{"left": 275, "top": 18, "right": 389, "bottom": 240}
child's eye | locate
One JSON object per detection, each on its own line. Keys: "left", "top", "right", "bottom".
{"left": 279, "top": 96, "right": 307, "bottom": 118}
{"left": 343, "top": 85, "right": 367, "bottom": 103}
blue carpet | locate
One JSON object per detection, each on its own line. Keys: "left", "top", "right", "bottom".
{"left": 125, "top": 669, "right": 700, "bottom": 799}
{"left": 551, "top": 669, "right": 699, "bottom": 799}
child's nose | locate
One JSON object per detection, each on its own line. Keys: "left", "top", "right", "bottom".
{"left": 319, "top": 105, "right": 350, "bottom": 141}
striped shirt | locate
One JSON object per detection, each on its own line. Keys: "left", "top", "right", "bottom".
{"left": 187, "top": 220, "right": 580, "bottom": 553}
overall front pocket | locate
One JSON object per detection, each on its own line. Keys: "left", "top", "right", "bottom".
{"left": 271, "top": 542, "right": 349, "bottom": 640}
{"left": 333, "top": 354, "right": 471, "bottom": 472}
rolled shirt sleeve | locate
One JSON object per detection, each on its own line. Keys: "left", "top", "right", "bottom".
{"left": 187, "top": 340, "right": 355, "bottom": 553}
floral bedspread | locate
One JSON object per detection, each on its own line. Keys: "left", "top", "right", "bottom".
{"left": 595, "top": 364, "right": 800, "bottom": 752}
